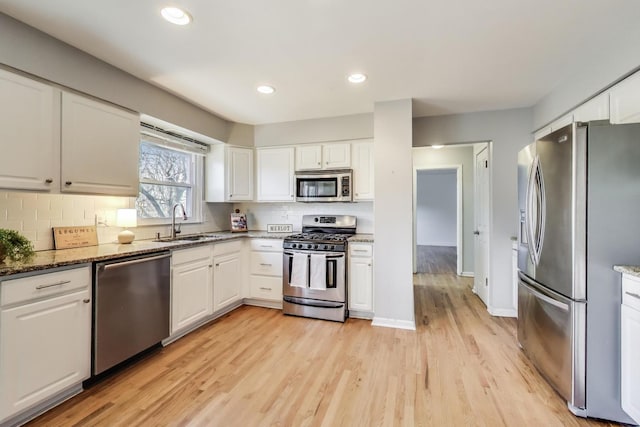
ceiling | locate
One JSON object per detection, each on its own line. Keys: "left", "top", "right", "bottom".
{"left": 1, "top": 1, "right": 640, "bottom": 125}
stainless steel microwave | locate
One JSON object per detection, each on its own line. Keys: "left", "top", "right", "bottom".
{"left": 295, "top": 170, "right": 352, "bottom": 202}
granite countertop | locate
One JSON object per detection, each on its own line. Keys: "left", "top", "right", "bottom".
{"left": 613, "top": 265, "right": 640, "bottom": 278}
{"left": 0, "top": 231, "right": 291, "bottom": 278}
{"left": 349, "top": 234, "right": 374, "bottom": 243}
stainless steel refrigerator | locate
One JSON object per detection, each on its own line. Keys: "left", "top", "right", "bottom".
{"left": 517, "top": 121, "right": 640, "bottom": 424}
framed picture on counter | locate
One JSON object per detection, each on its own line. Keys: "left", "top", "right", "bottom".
{"left": 230, "top": 211, "right": 247, "bottom": 233}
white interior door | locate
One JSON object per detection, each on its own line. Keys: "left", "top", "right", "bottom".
{"left": 474, "top": 146, "right": 490, "bottom": 306}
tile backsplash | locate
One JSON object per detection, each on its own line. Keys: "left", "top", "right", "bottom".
{"left": 0, "top": 190, "right": 373, "bottom": 252}
{"left": 0, "top": 191, "right": 232, "bottom": 251}
{"left": 233, "top": 201, "right": 374, "bottom": 233}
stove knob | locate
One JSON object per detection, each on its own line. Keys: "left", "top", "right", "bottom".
{"left": 291, "top": 243, "right": 297, "bottom": 248}
{"left": 314, "top": 244, "right": 319, "bottom": 249}
{"left": 323, "top": 244, "right": 329, "bottom": 250}
{"left": 330, "top": 245, "right": 335, "bottom": 250}
{"left": 307, "top": 244, "right": 313, "bottom": 249}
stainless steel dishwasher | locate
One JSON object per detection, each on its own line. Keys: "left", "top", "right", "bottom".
{"left": 93, "top": 252, "right": 171, "bottom": 375}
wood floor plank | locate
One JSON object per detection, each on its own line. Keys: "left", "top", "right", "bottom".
{"left": 25, "top": 273, "right": 622, "bottom": 427}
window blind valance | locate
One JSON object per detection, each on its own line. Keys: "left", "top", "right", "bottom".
{"left": 140, "top": 122, "right": 210, "bottom": 155}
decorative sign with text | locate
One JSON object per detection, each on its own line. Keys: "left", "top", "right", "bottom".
{"left": 267, "top": 224, "right": 293, "bottom": 233}
{"left": 52, "top": 226, "right": 99, "bottom": 249}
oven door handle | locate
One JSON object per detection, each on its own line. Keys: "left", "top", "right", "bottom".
{"left": 284, "top": 296, "right": 345, "bottom": 308}
{"left": 284, "top": 252, "right": 344, "bottom": 259}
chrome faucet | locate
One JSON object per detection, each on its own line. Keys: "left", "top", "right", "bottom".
{"left": 171, "top": 203, "right": 187, "bottom": 239}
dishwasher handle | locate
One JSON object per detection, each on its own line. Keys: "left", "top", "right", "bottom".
{"left": 99, "top": 253, "right": 171, "bottom": 271}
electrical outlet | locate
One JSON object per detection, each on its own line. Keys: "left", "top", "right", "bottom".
{"left": 95, "top": 213, "right": 108, "bottom": 227}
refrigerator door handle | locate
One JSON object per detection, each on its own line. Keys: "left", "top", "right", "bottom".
{"left": 534, "top": 157, "right": 546, "bottom": 261}
{"left": 525, "top": 157, "right": 538, "bottom": 266}
{"left": 518, "top": 273, "right": 570, "bottom": 311}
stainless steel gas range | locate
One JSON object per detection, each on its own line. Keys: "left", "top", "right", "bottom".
{"left": 282, "top": 215, "right": 356, "bottom": 322}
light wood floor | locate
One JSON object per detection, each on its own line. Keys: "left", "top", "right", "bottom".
{"left": 416, "top": 245, "right": 457, "bottom": 274}
{"left": 28, "top": 275, "right": 620, "bottom": 427}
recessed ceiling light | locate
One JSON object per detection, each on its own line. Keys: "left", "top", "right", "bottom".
{"left": 257, "top": 85, "right": 275, "bottom": 94}
{"left": 432, "top": 144, "right": 444, "bottom": 149}
{"left": 348, "top": 73, "right": 367, "bottom": 84}
{"left": 161, "top": 7, "right": 192, "bottom": 25}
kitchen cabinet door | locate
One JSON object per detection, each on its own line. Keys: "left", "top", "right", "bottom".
{"left": 573, "top": 92, "right": 610, "bottom": 122}
{"left": 322, "top": 143, "right": 351, "bottom": 169}
{"left": 349, "top": 244, "right": 374, "bottom": 317}
{"left": 213, "top": 252, "right": 242, "bottom": 311}
{"left": 256, "top": 147, "right": 294, "bottom": 201}
{"left": 227, "top": 147, "right": 253, "bottom": 201}
{"left": 0, "top": 69, "right": 58, "bottom": 191}
{"left": 61, "top": 92, "right": 139, "bottom": 196}
{"left": 621, "top": 303, "right": 640, "bottom": 423}
{"left": 352, "top": 140, "right": 374, "bottom": 201}
{"left": 610, "top": 71, "right": 640, "bottom": 124}
{"left": 296, "top": 145, "right": 323, "bottom": 170}
{"left": 0, "top": 288, "right": 91, "bottom": 421}
{"left": 206, "top": 145, "right": 253, "bottom": 202}
{"left": 172, "top": 249, "right": 213, "bottom": 334}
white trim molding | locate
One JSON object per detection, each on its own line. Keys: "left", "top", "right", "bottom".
{"left": 460, "top": 272, "right": 474, "bottom": 277}
{"left": 372, "top": 317, "right": 417, "bottom": 331}
{"left": 488, "top": 307, "right": 517, "bottom": 318}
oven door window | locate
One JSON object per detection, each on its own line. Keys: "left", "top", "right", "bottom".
{"left": 296, "top": 178, "right": 338, "bottom": 198}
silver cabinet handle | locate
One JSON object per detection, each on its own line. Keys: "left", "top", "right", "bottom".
{"left": 45, "top": 178, "right": 53, "bottom": 184}
{"left": 83, "top": 299, "right": 90, "bottom": 303}
{"left": 473, "top": 230, "right": 480, "bottom": 235}
{"left": 36, "top": 280, "right": 71, "bottom": 290}
{"left": 260, "top": 245, "right": 273, "bottom": 248}
{"left": 260, "top": 263, "right": 272, "bottom": 266}
{"left": 353, "top": 249, "right": 368, "bottom": 253}
{"left": 65, "top": 181, "right": 72, "bottom": 186}
{"left": 259, "top": 287, "right": 272, "bottom": 291}
{"left": 626, "top": 291, "right": 640, "bottom": 300}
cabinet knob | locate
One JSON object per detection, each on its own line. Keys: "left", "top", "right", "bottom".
{"left": 317, "top": 162, "right": 321, "bottom": 165}
{"left": 45, "top": 178, "right": 53, "bottom": 184}
{"left": 215, "top": 263, "right": 220, "bottom": 267}
{"left": 83, "top": 299, "right": 91, "bottom": 303}
{"left": 65, "top": 181, "right": 72, "bottom": 186}
{"left": 209, "top": 264, "right": 213, "bottom": 268}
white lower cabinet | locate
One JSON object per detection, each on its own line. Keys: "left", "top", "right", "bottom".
{"left": 348, "top": 243, "right": 373, "bottom": 318}
{"left": 248, "top": 239, "right": 283, "bottom": 303}
{"left": 621, "top": 274, "right": 640, "bottom": 423}
{"left": 171, "top": 246, "right": 213, "bottom": 334}
{"left": 0, "top": 267, "right": 91, "bottom": 423}
{"left": 213, "top": 245, "right": 242, "bottom": 312}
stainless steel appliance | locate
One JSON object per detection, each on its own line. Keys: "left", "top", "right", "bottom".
{"left": 517, "top": 121, "right": 640, "bottom": 423}
{"left": 93, "top": 252, "right": 171, "bottom": 375}
{"left": 295, "top": 170, "right": 352, "bottom": 202}
{"left": 283, "top": 215, "right": 356, "bottom": 321}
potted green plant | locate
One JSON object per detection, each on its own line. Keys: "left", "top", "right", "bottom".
{"left": 0, "top": 229, "right": 35, "bottom": 264}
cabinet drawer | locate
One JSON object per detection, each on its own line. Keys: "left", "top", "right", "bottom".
{"left": 350, "top": 244, "right": 373, "bottom": 257}
{"left": 250, "top": 276, "right": 282, "bottom": 301}
{"left": 250, "top": 239, "right": 283, "bottom": 252}
{"left": 623, "top": 274, "right": 640, "bottom": 311}
{"left": 250, "top": 252, "right": 283, "bottom": 276}
{"left": 172, "top": 245, "right": 211, "bottom": 266}
{"left": 212, "top": 239, "right": 242, "bottom": 256}
{"left": 1, "top": 266, "right": 90, "bottom": 307}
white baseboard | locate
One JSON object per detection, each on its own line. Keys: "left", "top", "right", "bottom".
{"left": 371, "top": 317, "right": 416, "bottom": 331}
{"left": 243, "top": 298, "right": 283, "bottom": 310}
{"left": 488, "top": 307, "right": 517, "bottom": 318}
{"left": 460, "top": 271, "right": 474, "bottom": 277}
{"left": 349, "top": 310, "right": 374, "bottom": 320}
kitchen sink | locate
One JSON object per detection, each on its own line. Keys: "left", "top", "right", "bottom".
{"left": 153, "top": 233, "right": 222, "bottom": 243}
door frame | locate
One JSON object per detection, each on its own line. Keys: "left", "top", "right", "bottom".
{"left": 412, "top": 164, "right": 463, "bottom": 275}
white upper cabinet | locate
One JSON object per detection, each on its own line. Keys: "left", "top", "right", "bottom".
{"left": 351, "top": 140, "right": 374, "bottom": 201}
{"left": 0, "top": 69, "right": 58, "bottom": 191}
{"left": 295, "top": 142, "right": 351, "bottom": 171}
{"left": 61, "top": 92, "right": 140, "bottom": 196}
{"left": 550, "top": 113, "right": 574, "bottom": 132}
{"left": 573, "top": 92, "right": 610, "bottom": 122}
{"left": 256, "top": 147, "right": 294, "bottom": 202}
{"left": 295, "top": 145, "right": 323, "bottom": 170}
{"left": 322, "top": 143, "right": 351, "bottom": 169}
{"left": 206, "top": 145, "right": 254, "bottom": 202}
{"left": 610, "top": 71, "right": 640, "bottom": 124}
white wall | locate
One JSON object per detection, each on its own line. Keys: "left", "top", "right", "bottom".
{"left": 416, "top": 170, "right": 456, "bottom": 246}
{"left": 373, "top": 99, "right": 415, "bottom": 329}
{"left": 254, "top": 113, "right": 373, "bottom": 147}
{"left": 413, "top": 146, "right": 475, "bottom": 273}
{"left": 0, "top": 13, "right": 233, "bottom": 142}
{"left": 0, "top": 190, "right": 232, "bottom": 251}
{"left": 232, "top": 202, "right": 373, "bottom": 234}
{"left": 413, "top": 108, "right": 532, "bottom": 315}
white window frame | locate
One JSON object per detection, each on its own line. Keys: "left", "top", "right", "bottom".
{"left": 136, "top": 140, "right": 204, "bottom": 226}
